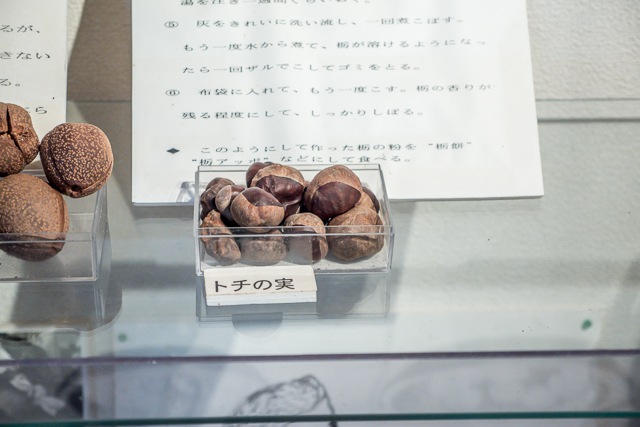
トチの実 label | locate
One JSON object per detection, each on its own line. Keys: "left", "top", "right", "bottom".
{"left": 204, "top": 265, "right": 317, "bottom": 306}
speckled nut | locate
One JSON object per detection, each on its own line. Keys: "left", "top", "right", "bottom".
{"left": 283, "top": 212, "right": 328, "bottom": 263}
{"left": 200, "top": 177, "right": 234, "bottom": 220}
{"left": 230, "top": 187, "right": 285, "bottom": 232}
{"left": 0, "top": 174, "right": 69, "bottom": 261}
{"left": 245, "top": 161, "right": 273, "bottom": 187}
{"left": 239, "top": 229, "right": 287, "bottom": 265}
{"left": 327, "top": 206, "right": 384, "bottom": 261}
{"left": 304, "top": 165, "right": 363, "bottom": 221}
{"left": 214, "top": 184, "right": 245, "bottom": 224}
{"left": 40, "top": 123, "right": 113, "bottom": 198}
{"left": 0, "top": 103, "right": 40, "bottom": 177}
{"left": 250, "top": 164, "right": 306, "bottom": 218}
{"left": 200, "top": 210, "right": 241, "bottom": 265}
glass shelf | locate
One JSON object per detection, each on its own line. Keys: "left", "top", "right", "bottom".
{"left": 0, "top": 101, "right": 639, "bottom": 424}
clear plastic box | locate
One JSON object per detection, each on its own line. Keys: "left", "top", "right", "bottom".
{"left": 194, "top": 164, "right": 394, "bottom": 274}
{"left": 194, "top": 164, "right": 394, "bottom": 319}
{"left": 0, "top": 172, "right": 108, "bottom": 283}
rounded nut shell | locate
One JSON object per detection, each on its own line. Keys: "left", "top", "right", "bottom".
{"left": 200, "top": 210, "right": 241, "bottom": 265}
{"left": 245, "top": 161, "right": 273, "bottom": 187}
{"left": 327, "top": 206, "right": 384, "bottom": 261}
{"left": 0, "top": 103, "right": 40, "bottom": 177}
{"left": 0, "top": 174, "right": 69, "bottom": 261}
{"left": 354, "top": 189, "right": 376, "bottom": 212}
{"left": 214, "top": 184, "right": 245, "bottom": 223}
{"left": 304, "top": 165, "right": 363, "bottom": 221}
{"left": 230, "top": 187, "right": 285, "bottom": 232}
{"left": 40, "top": 123, "right": 113, "bottom": 198}
{"left": 283, "top": 213, "right": 328, "bottom": 263}
{"left": 200, "top": 177, "right": 234, "bottom": 220}
{"left": 240, "top": 229, "right": 287, "bottom": 266}
{"left": 250, "top": 164, "right": 305, "bottom": 218}
{"left": 361, "top": 186, "right": 380, "bottom": 213}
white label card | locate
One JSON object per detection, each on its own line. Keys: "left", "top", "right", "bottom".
{"left": 0, "top": 0, "right": 67, "bottom": 138}
{"left": 204, "top": 265, "right": 317, "bottom": 306}
{"left": 132, "top": 0, "right": 543, "bottom": 203}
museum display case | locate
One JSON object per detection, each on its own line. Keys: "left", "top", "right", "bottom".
{"left": 1, "top": 0, "right": 639, "bottom": 423}
{"left": 0, "top": 100, "right": 638, "bottom": 424}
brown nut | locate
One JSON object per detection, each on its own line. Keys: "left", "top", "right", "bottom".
{"left": 239, "top": 229, "right": 287, "bottom": 265}
{"left": 206, "top": 176, "right": 234, "bottom": 190}
{"left": 327, "top": 206, "right": 384, "bottom": 261}
{"left": 200, "top": 210, "right": 241, "bottom": 265}
{"left": 245, "top": 161, "right": 274, "bottom": 187}
{"left": 40, "top": 123, "right": 113, "bottom": 198}
{"left": 214, "top": 184, "right": 245, "bottom": 224}
{"left": 230, "top": 187, "right": 285, "bottom": 232}
{"left": 0, "top": 174, "right": 69, "bottom": 261}
{"left": 250, "top": 164, "right": 305, "bottom": 218}
{"left": 200, "top": 177, "right": 234, "bottom": 220}
{"left": 354, "top": 189, "right": 376, "bottom": 212}
{"left": 361, "top": 186, "right": 380, "bottom": 213}
{"left": 0, "top": 103, "right": 40, "bottom": 176}
{"left": 304, "top": 165, "right": 363, "bottom": 221}
{"left": 283, "top": 212, "right": 328, "bottom": 263}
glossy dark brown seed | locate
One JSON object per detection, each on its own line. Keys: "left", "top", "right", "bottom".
{"left": 200, "top": 210, "right": 241, "bottom": 265}
{"left": 304, "top": 165, "right": 363, "bottom": 221}
{"left": 230, "top": 187, "right": 284, "bottom": 232}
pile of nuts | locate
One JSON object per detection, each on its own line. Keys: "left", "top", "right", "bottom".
{"left": 0, "top": 102, "right": 113, "bottom": 261}
{"left": 199, "top": 162, "right": 385, "bottom": 266}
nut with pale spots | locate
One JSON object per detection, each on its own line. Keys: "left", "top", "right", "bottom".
{"left": 40, "top": 123, "right": 113, "bottom": 198}
{"left": 0, "top": 174, "right": 69, "bottom": 261}
{"left": 0, "top": 103, "right": 40, "bottom": 177}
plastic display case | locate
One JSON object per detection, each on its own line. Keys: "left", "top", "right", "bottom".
{"left": 194, "top": 164, "right": 395, "bottom": 318}
{"left": 0, "top": 171, "right": 108, "bottom": 283}
{"left": 0, "top": 225, "right": 116, "bottom": 333}
{"left": 194, "top": 164, "right": 394, "bottom": 274}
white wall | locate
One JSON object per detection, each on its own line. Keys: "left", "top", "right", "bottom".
{"left": 527, "top": 0, "right": 640, "bottom": 100}
{"left": 65, "top": 0, "right": 640, "bottom": 102}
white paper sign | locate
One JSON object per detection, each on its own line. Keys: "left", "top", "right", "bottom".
{"left": 132, "top": 0, "right": 542, "bottom": 204}
{"left": 204, "top": 265, "right": 317, "bottom": 306}
{"left": 0, "top": 0, "right": 67, "bottom": 138}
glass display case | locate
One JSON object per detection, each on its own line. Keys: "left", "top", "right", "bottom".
{"left": 0, "top": 99, "right": 639, "bottom": 425}
{"left": 1, "top": 0, "right": 639, "bottom": 423}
